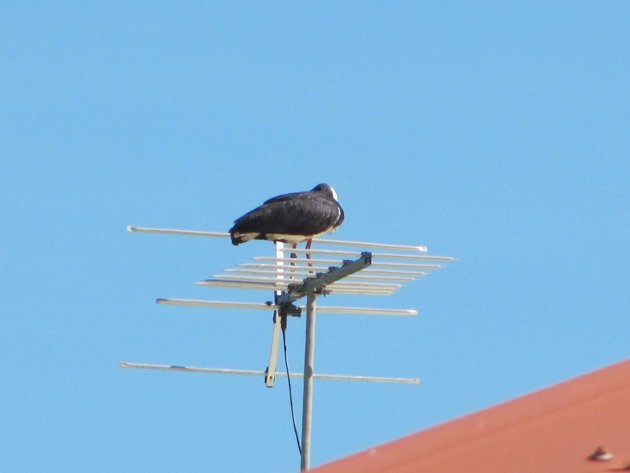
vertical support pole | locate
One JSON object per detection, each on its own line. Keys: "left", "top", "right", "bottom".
{"left": 265, "top": 242, "right": 284, "bottom": 387}
{"left": 300, "top": 289, "right": 317, "bottom": 471}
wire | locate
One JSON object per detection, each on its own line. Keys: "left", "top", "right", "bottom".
{"left": 281, "top": 317, "right": 302, "bottom": 456}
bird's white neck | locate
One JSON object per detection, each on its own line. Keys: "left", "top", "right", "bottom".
{"left": 329, "top": 187, "right": 339, "bottom": 202}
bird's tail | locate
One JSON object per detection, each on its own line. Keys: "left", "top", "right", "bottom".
{"left": 229, "top": 231, "right": 242, "bottom": 246}
{"left": 230, "top": 228, "right": 252, "bottom": 246}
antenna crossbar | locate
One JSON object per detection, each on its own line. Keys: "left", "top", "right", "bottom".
{"left": 127, "top": 225, "right": 427, "bottom": 252}
{"left": 119, "top": 362, "right": 420, "bottom": 384}
{"left": 195, "top": 279, "right": 397, "bottom": 295}
{"left": 253, "top": 256, "right": 445, "bottom": 270}
{"left": 156, "top": 297, "right": 418, "bottom": 317}
{"left": 205, "top": 275, "right": 401, "bottom": 291}
{"left": 238, "top": 263, "right": 428, "bottom": 277}
{"left": 283, "top": 248, "right": 455, "bottom": 262}
{"left": 127, "top": 226, "right": 229, "bottom": 239}
{"left": 221, "top": 270, "right": 417, "bottom": 282}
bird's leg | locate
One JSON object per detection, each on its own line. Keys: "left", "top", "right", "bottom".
{"left": 305, "top": 239, "right": 313, "bottom": 274}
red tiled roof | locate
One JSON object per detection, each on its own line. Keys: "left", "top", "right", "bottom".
{"left": 313, "top": 359, "right": 630, "bottom": 473}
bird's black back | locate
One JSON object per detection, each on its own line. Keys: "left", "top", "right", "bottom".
{"left": 230, "top": 184, "right": 344, "bottom": 237}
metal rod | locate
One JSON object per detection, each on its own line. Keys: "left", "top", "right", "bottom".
{"left": 195, "top": 279, "right": 397, "bottom": 295}
{"left": 284, "top": 248, "right": 455, "bottom": 262}
{"left": 312, "top": 237, "right": 427, "bottom": 252}
{"left": 264, "top": 241, "right": 284, "bottom": 387}
{"left": 127, "top": 225, "right": 428, "bottom": 252}
{"left": 253, "top": 257, "right": 444, "bottom": 270}
{"left": 119, "top": 362, "right": 420, "bottom": 384}
{"left": 239, "top": 263, "right": 428, "bottom": 277}
{"left": 127, "top": 226, "right": 229, "bottom": 238}
{"left": 224, "top": 269, "right": 416, "bottom": 282}
{"left": 156, "top": 298, "right": 418, "bottom": 317}
{"left": 207, "top": 275, "right": 401, "bottom": 291}
{"left": 301, "top": 290, "right": 317, "bottom": 471}
{"left": 119, "top": 363, "right": 264, "bottom": 377}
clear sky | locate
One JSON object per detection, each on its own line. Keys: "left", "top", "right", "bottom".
{"left": 2, "top": 2, "right": 629, "bottom": 472}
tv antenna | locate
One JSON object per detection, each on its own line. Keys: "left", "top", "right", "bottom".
{"left": 121, "top": 225, "right": 454, "bottom": 470}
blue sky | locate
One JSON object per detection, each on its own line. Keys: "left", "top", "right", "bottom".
{"left": 2, "top": 2, "right": 629, "bottom": 472}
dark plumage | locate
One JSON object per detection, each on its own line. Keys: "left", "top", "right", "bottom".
{"left": 229, "top": 183, "right": 344, "bottom": 246}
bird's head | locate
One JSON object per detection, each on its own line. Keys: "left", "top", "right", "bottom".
{"left": 311, "top": 183, "right": 339, "bottom": 202}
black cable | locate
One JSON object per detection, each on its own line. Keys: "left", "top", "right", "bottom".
{"left": 281, "top": 316, "right": 302, "bottom": 456}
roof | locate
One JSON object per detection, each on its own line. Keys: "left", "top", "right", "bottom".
{"left": 313, "top": 359, "right": 630, "bottom": 473}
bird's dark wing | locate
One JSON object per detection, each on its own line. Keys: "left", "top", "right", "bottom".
{"left": 262, "top": 190, "right": 309, "bottom": 205}
{"left": 232, "top": 193, "right": 341, "bottom": 236}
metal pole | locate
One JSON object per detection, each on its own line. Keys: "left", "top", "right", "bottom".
{"left": 264, "top": 242, "right": 284, "bottom": 387}
{"left": 300, "top": 289, "right": 317, "bottom": 471}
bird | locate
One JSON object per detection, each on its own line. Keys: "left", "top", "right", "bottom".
{"left": 229, "top": 183, "right": 344, "bottom": 262}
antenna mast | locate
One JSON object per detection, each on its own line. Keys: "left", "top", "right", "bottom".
{"left": 122, "top": 226, "right": 454, "bottom": 470}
